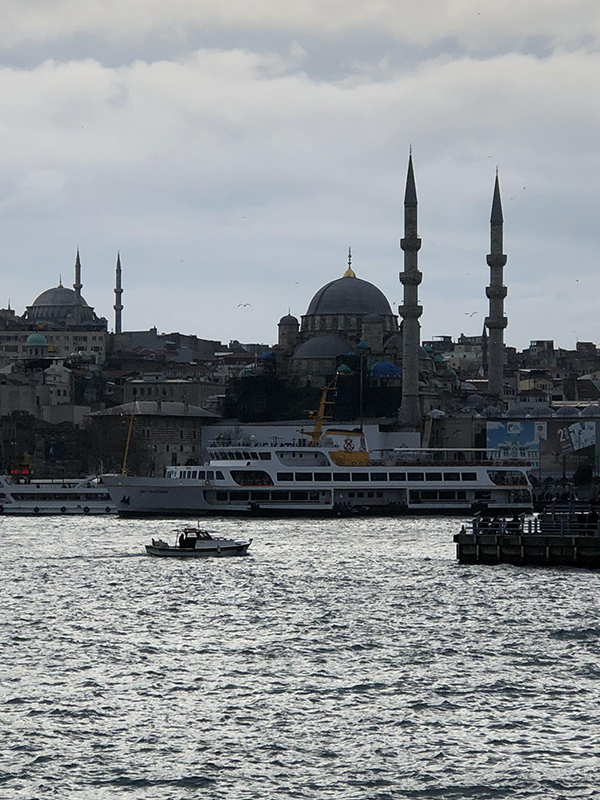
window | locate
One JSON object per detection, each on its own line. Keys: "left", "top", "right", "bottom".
{"left": 314, "top": 472, "right": 332, "bottom": 481}
{"left": 290, "top": 491, "right": 309, "bottom": 500}
{"left": 198, "top": 471, "right": 206, "bottom": 480}
{"left": 443, "top": 473, "right": 461, "bottom": 481}
{"left": 461, "top": 473, "right": 477, "bottom": 481}
{"left": 216, "top": 471, "right": 224, "bottom": 480}
{"left": 407, "top": 473, "right": 424, "bottom": 481}
{"left": 271, "top": 491, "right": 289, "bottom": 501}
{"left": 207, "top": 471, "right": 214, "bottom": 479}
{"left": 389, "top": 472, "right": 406, "bottom": 482}
{"left": 258, "top": 452, "right": 272, "bottom": 460}
{"left": 351, "top": 473, "right": 369, "bottom": 481}
{"left": 295, "top": 473, "right": 313, "bottom": 481}
{"left": 333, "top": 473, "right": 351, "bottom": 482}
{"left": 370, "top": 473, "right": 388, "bottom": 481}
{"left": 277, "top": 472, "right": 294, "bottom": 481}
{"left": 191, "top": 471, "right": 198, "bottom": 479}
{"left": 216, "top": 491, "right": 228, "bottom": 501}
{"left": 425, "top": 472, "right": 442, "bottom": 482}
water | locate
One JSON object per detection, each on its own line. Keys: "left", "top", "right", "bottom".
{"left": 1, "top": 516, "right": 600, "bottom": 799}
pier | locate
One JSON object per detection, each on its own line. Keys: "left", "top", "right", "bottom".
{"left": 454, "top": 513, "right": 600, "bottom": 568}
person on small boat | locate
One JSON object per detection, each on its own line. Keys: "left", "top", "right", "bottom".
{"left": 179, "top": 533, "right": 185, "bottom": 547}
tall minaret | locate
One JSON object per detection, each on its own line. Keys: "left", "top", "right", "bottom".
{"left": 73, "top": 248, "right": 83, "bottom": 325}
{"left": 114, "top": 252, "right": 123, "bottom": 334}
{"left": 398, "top": 152, "right": 423, "bottom": 430}
{"left": 485, "top": 171, "right": 508, "bottom": 396}
{"left": 73, "top": 248, "right": 82, "bottom": 299}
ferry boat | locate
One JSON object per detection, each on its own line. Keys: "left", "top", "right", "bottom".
{"left": 102, "top": 382, "right": 533, "bottom": 517}
{"left": 0, "top": 475, "right": 115, "bottom": 516}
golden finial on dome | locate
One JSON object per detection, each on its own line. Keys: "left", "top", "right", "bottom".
{"left": 343, "top": 246, "right": 356, "bottom": 278}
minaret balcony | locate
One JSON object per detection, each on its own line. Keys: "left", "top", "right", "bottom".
{"left": 398, "top": 304, "right": 423, "bottom": 319}
{"left": 486, "top": 254, "right": 507, "bottom": 267}
{"left": 485, "top": 316, "right": 508, "bottom": 330}
{"left": 400, "top": 236, "right": 422, "bottom": 251}
{"left": 485, "top": 285, "right": 508, "bottom": 300}
{"left": 399, "top": 270, "right": 422, "bottom": 286}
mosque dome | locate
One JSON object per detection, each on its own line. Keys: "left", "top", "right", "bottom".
{"left": 25, "top": 332, "right": 48, "bottom": 347}
{"left": 294, "top": 335, "right": 353, "bottom": 359}
{"left": 278, "top": 314, "right": 299, "bottom": 326}
{"left": 32, "top": 286, "right": 89, "bottom": 308}
{"left": 371, "top": 360, "right": 402, "bottom": 378}
{"left": 306, "top": 275, "right": 393, "bottom": 317}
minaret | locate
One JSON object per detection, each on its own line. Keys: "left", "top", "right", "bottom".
{"left": 73, "top": 248, "right": 82, "bottom": 300}
{"left": 485, "top": 171, "right": 508, "bottom": 396}
{"left": 73, "top": 248, "right": 83, "bottom": 325}
{"left": 114, "top": 252, "right": 123, "bottom": 334}
{"left": 398, "top": 152, "right": 423, "bottom": 429}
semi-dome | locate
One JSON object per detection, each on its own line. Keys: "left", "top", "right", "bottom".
{"left": 306, "top": 275, "right": 393, "bottom": 317}
{"left": 294, "top": 335, "right": 352, "bottom": 359}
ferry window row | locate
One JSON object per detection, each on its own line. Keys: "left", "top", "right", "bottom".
{"left": 211, "top": 451, "right": 272, "bottom": 461}
{"left": 276, "top": 471, "right": 480, "bottom": 483}
{"left": 168, "top": 470, "right": 225, "bottom": 480}
{"left": 10, "top": 492, "right": 111, "bottom": 501}
{"left": 215, "top": 490, "right": 327, "bottom": 502}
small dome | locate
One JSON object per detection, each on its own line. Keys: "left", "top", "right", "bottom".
{"left": 465, "top": 393, "right": 485, "bottom": 408}
{"left": 294, "top": 335, "right": 353, "bottom": 359}
{"left": 336, "top": 364, "right": 353, "bottom": 374}
{"left": 479, "top": 405, "right": 502, "bottom": 417}
{"left": 418, "top": 346, "right": 431, "bottom": 359}
{"left": 554, "top": 406, "right": 579, "bottom": 417}
{"left": 384, "top": 333, "right": 403, "bottom": 351}
{"left": 279, "top": 314, "right": 299, "bottom": 326}
{"left": 371, "top": 361, "right": 402, "bottom": 378}
{"left": 581, "top": 404, "right": 600, "bottom": 417}
{"left": 25, "top": 332, "right": 48, "bottom": 347}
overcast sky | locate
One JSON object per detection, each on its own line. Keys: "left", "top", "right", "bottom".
{"left": 1, "top": 0, "right": 599, "bottom": 349}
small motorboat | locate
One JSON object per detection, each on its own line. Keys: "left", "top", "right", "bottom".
{"left": 145, "top": 527, "right": 252, "bottom": 558}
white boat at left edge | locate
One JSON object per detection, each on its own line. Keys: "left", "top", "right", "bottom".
{"left": 0, "top": 475, "right": 115, "bottom": 515}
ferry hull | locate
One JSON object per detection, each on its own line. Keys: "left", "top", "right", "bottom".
{"left": 102, "top": 476, "right": 531, "bottom": 518}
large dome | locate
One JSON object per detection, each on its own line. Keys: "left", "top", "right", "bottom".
{"left": 306, "top": 275, "right": 393, "bottom": 317}
{"left": 32, "top": 286, "right": 89, "bottom": 308}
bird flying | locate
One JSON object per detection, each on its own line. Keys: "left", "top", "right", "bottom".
{"left": 465, "top": 312, "right": 477, "bottom": 317}
{"left": 237, "top": 303, "right": 252, "bottom": 307}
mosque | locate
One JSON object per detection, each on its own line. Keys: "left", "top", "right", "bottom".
{"left": 272, "top": 155, "right": 508, "bottom": 430}
{"left": 0, "top": 250, "right": 118, "bottom": 365}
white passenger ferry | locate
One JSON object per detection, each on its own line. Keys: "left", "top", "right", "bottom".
{"left": 103, "top": 436, "right": 532, "bottom": 517}
{"left": 103, "top": 377, "right": 532, "bottom": 517}
{"left": 0, "top": 475, "right": 115, "bottom": 516}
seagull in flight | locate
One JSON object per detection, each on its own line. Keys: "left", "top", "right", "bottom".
{"left": 465, "top": 311, "right": 477, "bottom": 317}
{"left": 237, "top": 303, "right": 252, "bottom": 307}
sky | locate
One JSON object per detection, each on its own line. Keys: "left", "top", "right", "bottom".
{"left": 1, "top": 0, "right": 599, "bottom": 350}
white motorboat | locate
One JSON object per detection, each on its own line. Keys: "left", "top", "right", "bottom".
{"left": 145, "top": 527, "right": 252, "bottom": 558}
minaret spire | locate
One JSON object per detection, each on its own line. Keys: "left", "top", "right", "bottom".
{"left": 74, "top": 248, "right": 82, "bottom": 299}
{"left": 398, "top": 151, "right": 423, "bottom": 430}
{"left": 485, "top": 172, "right": 508, "bottom": 397}
{"left": 73, "top": 249, "right": 83, "bottom": 325}
{"left": 114, "top": 251, "right": 123, "bottom": 335}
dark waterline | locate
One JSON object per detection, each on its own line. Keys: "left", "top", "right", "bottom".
{"left": 1, "top": 516, "right": 599, "bottom": 799}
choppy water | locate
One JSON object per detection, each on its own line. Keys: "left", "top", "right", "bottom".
{"left": 1, "top": 516, "right": 600, "bottom": 799}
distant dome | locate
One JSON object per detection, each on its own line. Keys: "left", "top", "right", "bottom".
{"left": 294, "top": 335, "right": 353, "bottom": 359}
{"left": 25, "top": 332, "right": 48, "bottom": 347}
{"left": 306, "top": 276, "right": 393, "bottom": 317}
{"left": 278, "top": 314, "right": 299, "bottom": 326}
{"left": 26, "top": 283, "right": 99, "bottom": 325}
{"left": 384, "top": 334, "right": 403, "bottom": 351}
{"left": 371, "top": 361, "right": 402, "bottom": 378}
{"left": 32, "top": 286, "right": 89, "bottom": 308}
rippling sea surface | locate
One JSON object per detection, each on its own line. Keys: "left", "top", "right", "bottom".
{"left": 2, "top": 516, "right": 600, "bottom": 799}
